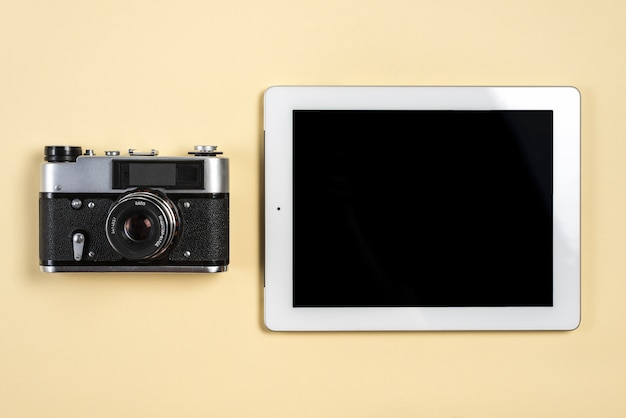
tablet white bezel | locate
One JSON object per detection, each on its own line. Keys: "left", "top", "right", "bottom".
{"left": 264, "top": 86, "right": 580, "bottom": 331}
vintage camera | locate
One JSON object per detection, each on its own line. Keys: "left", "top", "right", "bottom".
{"left": 39, "top": 145, "right": 229, "bottom": 273}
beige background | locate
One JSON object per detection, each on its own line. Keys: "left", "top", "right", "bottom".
{"left": 0, "top": 0, "right": 623, "bottom": 416}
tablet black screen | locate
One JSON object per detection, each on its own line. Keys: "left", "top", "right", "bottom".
{"left": 292, "top": 110, "right": 553, "bottom": 307}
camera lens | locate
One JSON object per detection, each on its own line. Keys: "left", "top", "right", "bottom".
{"left": 106, "top": 191, "right": 180, "bottom": 261}
{"left": 123, "top": 214, "right": 153, "bottom": 242}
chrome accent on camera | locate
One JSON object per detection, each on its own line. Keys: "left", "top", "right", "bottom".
{"left": 40, "top": 154, "right": 228, "bottom": 194}
{"left": 72, "top": 232, "right": 85, "bottom": 261}
{"left": 129, "top": 149, "right": 159, "bottom": 156}
{"left": 40, "top": 265, "right": 228, "bottom": 273}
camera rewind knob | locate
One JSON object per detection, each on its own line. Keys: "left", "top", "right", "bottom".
{"left": 44, "top": 146, "right": 82, "bottom": 162}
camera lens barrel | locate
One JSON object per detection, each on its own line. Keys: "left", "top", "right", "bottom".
{"left": 105, "top": 191, "right": 180, "bottom": 261}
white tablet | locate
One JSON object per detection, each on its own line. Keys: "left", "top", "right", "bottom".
{"left": 264, "top": 86, "right": 580, "bottom": 331}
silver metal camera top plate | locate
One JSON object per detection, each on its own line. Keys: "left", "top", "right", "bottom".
{"left": 40, "top": 155, "right": 229, "bottom": 194}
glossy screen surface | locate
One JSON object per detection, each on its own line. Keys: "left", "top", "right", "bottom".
{"left": 292, "top": 110, "right": 553, "bottom": 307}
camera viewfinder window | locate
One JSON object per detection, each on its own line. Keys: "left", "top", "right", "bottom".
{"left": 129, "top": 163, "right": 176, "bottom": 186}
{"left": 113, "top": 161, "right": 204, "bottom": 189}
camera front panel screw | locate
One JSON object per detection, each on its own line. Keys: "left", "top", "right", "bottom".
{"left": 71, "top": 199, "right": 82, "bottom": 209}
{"left": 184, "top": 251, "right": 191, "bottom": 258}
{"left": 87, "top": 202, "right": 95, "bottom": 209}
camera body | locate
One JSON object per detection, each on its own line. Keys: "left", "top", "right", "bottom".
{"left": 39, "top": 146, "right": 229, "bottom": 273}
